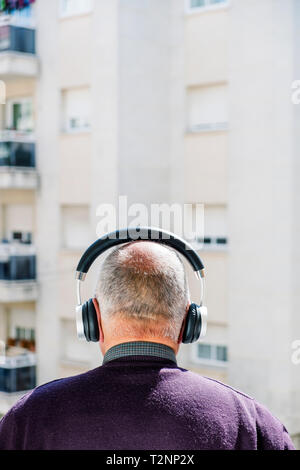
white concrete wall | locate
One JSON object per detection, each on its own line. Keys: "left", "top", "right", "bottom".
{"left": 228, "top": 0, "right": 299, "bottom": 436}
{"left": 35, "top": 0, "right": 61, "bottom": 384}
{"left": 291, "top": 0, "right": 300, "bottom": 440}
{"left": 90, "top": 0, "right": 119, "bottom": 232}
{"left": 117, "top": 0, "right": 185, "bottom": 206}
{"left": 185, "top": 131, "right": 228, "bottom": 204}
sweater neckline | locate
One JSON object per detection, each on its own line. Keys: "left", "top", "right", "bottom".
{"left": 102, "top": 341, "right": 177, "bottom": 366}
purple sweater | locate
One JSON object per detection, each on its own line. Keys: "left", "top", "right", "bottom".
{"left": 0, "top": 355, "right": 295, "bottom": 450}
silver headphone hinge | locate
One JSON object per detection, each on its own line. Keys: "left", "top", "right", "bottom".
{"left": 76, "top": 271, "right": 86, "bottom": 281}
{"left": 76, "top": 279, "right": 82, "bottom": 306}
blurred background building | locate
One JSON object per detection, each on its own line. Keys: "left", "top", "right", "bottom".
{"left": 0, "top": 0, "right": 299, "bottom": 448}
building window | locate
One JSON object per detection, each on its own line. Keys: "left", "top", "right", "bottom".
{"left": 61, "top": 206, "right": 90, "bottom": 250}
{"left": 189, "top": 0, "right": 227, "bottom": 10}
{"left": 59, "top": 0, "right": 93, "bottom": 18}
{"left": 194, "top": 343, "right": 228, "bottom": 366}
{"left": 6, "top": 98, "right": 34, "bottom": 133}
{"left": 187, "top": 84, "right": 228, "bottom": 133}
{"left": 5, "top": 205, "right": 34, "bottom": 237}
{"left": 187, "top": 205, "right": 228, "bottom": 250}
{"left": 61, "top": 88, "right": 91, "bottom": 133}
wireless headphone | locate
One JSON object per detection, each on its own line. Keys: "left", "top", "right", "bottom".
{"left": 75, "top": 227, "right": 208, "bottom": 344}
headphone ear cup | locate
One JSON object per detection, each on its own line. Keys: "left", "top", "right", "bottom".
{"left": 87, "top": 298, "right": 100, "bottom": 342}
{"left": 192, "top": 305, "right": 202, "bottom": 343}
{"left": 182, "top": 303, "right": 198, "bottom": 344}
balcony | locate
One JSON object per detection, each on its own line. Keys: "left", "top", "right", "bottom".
{"left": 0, "top": 350, "right": 36, "bottom": 394}
{"left": 0, "top": 131, "right": 37, "bottom": 189}
{"left": 0, "top": 241, "right": 37, "bottom": 303}
{"left": 0, "top": 17, "right": 37, "bottom": 79}
{"left": 0, "top": 333, "right": 36, "bottom": 413}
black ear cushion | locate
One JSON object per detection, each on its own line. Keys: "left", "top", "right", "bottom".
{"left": 82, "top": 301, "right": 90, "bottom": 342}
{"left": 192, "top": 305, "right": 202, "bottom": 343}
{"left": 182, "top": 304, "right": 198, "bottom": 344}
{"left": 87, "top": 299, "right": 100, "bottom": 342}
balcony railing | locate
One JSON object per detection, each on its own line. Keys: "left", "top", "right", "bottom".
{"left": 0, "top": 131, "right": 37, "bottom": 188}
{"left": 0, "top": 351, "right": 36, "bottom": 394}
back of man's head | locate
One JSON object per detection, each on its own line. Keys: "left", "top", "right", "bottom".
{"left": 95, "top": 241, "right": 190, "bottom": 342}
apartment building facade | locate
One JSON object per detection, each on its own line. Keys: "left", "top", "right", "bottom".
{"left": 0, "top": 0, "right": 299, "bottom": 447}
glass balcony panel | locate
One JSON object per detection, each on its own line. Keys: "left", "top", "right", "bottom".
{"left": 0, "top": 141, "right": 35, "bottom": 168}
{"left": 0, "top": 242, "right": 36, "bottom": 281}
{"left": 0, "top": 25, "right": 35, "bottom": 54}
{"left": 0, "top": 353, "right": 36, "bottom": 393}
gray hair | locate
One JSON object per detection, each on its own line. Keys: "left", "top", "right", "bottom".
{"left": 95, "top": 241, "right": 190, "bottom": 341}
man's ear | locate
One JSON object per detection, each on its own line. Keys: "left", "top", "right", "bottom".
{"left": 177, "top": 303, "right": 190, "bottom": 344}
{"left": 92, "top": 298, "right": 104, "bottom": 343}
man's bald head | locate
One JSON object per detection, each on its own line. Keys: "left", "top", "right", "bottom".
{"left": 95, "top": 241, "right": 190, "bottom": 341}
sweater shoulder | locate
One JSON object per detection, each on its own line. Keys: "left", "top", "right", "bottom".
{"left": 9, "top": 367, "right": 102, "bottom": 415}
{"left": 20, "top": 366, "right": 256, "bottom": 409}
{"left": 177, "top": 367, "right": 255, "bottom": 402}
{"left": 176, "top": 368, "right": 292, "bottom": 447}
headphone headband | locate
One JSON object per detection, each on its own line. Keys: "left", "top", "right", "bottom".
{"left": 76, "top": 227, "right": 205, "bottom": 281}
